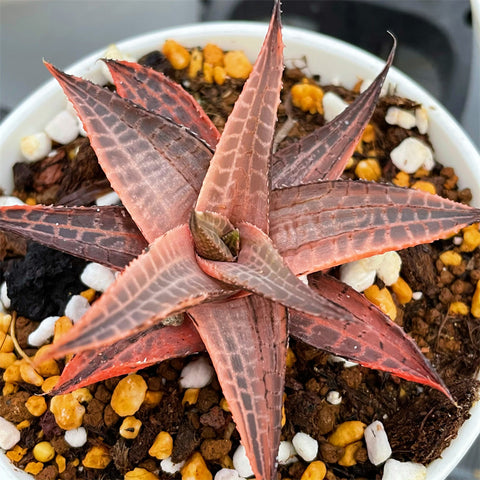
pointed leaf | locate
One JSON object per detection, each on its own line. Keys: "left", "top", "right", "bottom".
{"left": 42, "top": 224, "right": 231, "bottom": 360}
{"left": 189, "top": 296, "right": 287, "bottom": 480}
{"left": 51, "top": 315, "right": 204, "bottom": 394}
{"left": 106, "top": 59, "right": 220, "bottom": 148}
{"left": 290, "top": 274, "right": 451, "bottom": 398}
{"left": 198, "top": 222, "right": 355, "bottom": 320}
{"left": 271, "top": 39, "right": 396, "bottom": 187}
{"left": 45, "top": 62, "right": 211, "bottom": 242}
{"left": 0, "top": 205, "right": 146, "bottom": 269}
{"left": 195, "top": 1, "right": 283, "bottom": 232}
{"left": 270, "top": 180, "right": 480, "bottom": 275}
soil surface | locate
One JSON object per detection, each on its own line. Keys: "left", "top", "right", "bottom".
{"left": 0, "top": 47, "right": 479, "bottom": 480}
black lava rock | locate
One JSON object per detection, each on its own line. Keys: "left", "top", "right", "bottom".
{"left": 5, "top": 243, "right": 87, "bottom": 322}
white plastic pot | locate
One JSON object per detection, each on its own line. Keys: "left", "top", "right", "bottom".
{"left": 0, "top": 21, "right": 479, "bottom": 480}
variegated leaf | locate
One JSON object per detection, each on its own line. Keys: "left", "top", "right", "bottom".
{"left": 195, "top": 0, "right": 283, "bottom": 232}
{"left": 50, "top": 315, "right": 204, "bottom": 394}
{"left": 189, "top": 296, "right": 287, "bottom": 480}
{"left": 45, "top": 62, "right": 211, "bottom": 243}
{"left": 106, "top": 59, "right": 220, "bottom": 148}
{"left": 270, "top": 180, "right": 480, "bottom": 275}
{"left": 0, "top": 204, "right": 146, "bottom": 269}
{"left": 41, "top": 224, "right": 232, "bottom": 360}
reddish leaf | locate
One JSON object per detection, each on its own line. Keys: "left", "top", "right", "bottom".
{"left": 106, "top": 59, "right": 220, "bottom": 148}
{"left": 189, "top": 296, "right": 287, "bottom": 480}
{"left": 51, "top": 315, "right": 204, "bottom": 394}
{"left": 0, "top": 204, "right": 145, "bottom": 270}
{"left": 41, "top": 224, "right": 231, "bottom": 360}
{"left": 198, "top": 222, "right": 353, "bottom": 321}
{"left": 195, "top": 1, "right": 283, "bottom": 232}
{"left": 270, "top": 180, "right": 480, "bottom": 275}
{"left": 271, "top": 39, "right": 396, "bottom": 186}
{"left": 290, "top": 274, "right": 451, "bottom": 399}
{"left": 45, "top": 62, "right": 211, "bottom": 242}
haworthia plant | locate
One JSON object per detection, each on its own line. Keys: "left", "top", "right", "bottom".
{"left": 1, "top": 1, "right": 480, "bottom": 478}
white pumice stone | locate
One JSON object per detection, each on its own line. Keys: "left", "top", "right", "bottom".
{"left": 1, "top": 281, "right": 11, "bottom": 309}
{"left": 382, "top": 459, "right": 427, "bottom": 480}
{"left": 385, "top": 107, "right": 417, "bottom": 130}
{"left": 0, "top": 196, "right": 26, "bottom": 206}
{"left": 364, "top": 420, "right": 392, "bottom": 465}
{"left": 64, "top": 427, "right": 87, "bottom": 447}
{"left": 45, "top": 110, "right": 80, "bottom": 145}
{"left": 28, "top": 316, "right": 60, "bottom": 347}
{"left": 95, "top": 191, "right": 121, "bottom": 206}
{"left": 277, "top": 440, "right": 298, "bottom": 465}
{"left": 179, "top": 356, "right": 214, "bottom": 388}
{"left": 322, "top": 91, "right": 349, "bottom": 122}
{"left": 161, "top": 457, "right": 185, "bottom": 474}
{"left": 326, "top": 390, "right": 342, "bottom": 405}
{"left": 0, "top": 416, "right": 21, "bottom": 449}
{"left": 82, "top": 62, "right": 110, "bottom": 86}
{"left": 412, "top": 291, "right": 423, "bottom": 301}
{"left": 215, "top": 468, "right": 245, "bottom": 480}
{"left": 292, "top": 432, "right": 318, "bottom": 462}
{"left": 390, "top": 137, "right": 434, "bottom": 174}
{"left": 233, "top": 444, "right": 255, "bottom": 478}
{"left": 20, "top": 132, "right": 52, "bottom": 162}
{"left": 66, "top": 100, "right": 87, "bottom": 137}
{"left": 375, "top": 251, "right": 402, "bottom": 286}
{"left": 98, "top": 43, "right": 136, "bottom": 84}
{"left": 80, "top": 262, "right": 116, "bottom": 292}
{"left": 415, "top": 107, "right": 429, "bottom": 134}
{"left": 64, "top": 295, "right": 90, "bottom": 323}
{"left": 340, "top": 258, "right": 378, "bottom": 292}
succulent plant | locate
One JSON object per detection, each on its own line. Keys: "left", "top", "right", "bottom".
{"left": 1, "top": 1, "right": 480, "bottom": 478}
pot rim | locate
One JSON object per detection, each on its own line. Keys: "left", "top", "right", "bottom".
{"left": 0, "top": 20, "right": 479, "bottom": 480}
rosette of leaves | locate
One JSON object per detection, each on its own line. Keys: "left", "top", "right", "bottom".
{"left": 1, "top": 2, "right": 479, "bottom": 478}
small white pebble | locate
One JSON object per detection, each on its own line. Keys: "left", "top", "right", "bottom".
{"left": 80, "top": 262, "right": 116, "bottom": 292}
{"left": 277, "top": 440, "right": 298, "bottom": 465}
{"left": 161, "top": 457, "right": 185, "bottom": 474}
{"left": 64, "top": 295, "right": 90, "bottom": 323}
{"left": 0, "top": 416, "right": 21, "bottom": 449}
{"left": 82, "top": 62, "right": 110, "bottom": 86}
{"left": 375, "top": 251, "right": 402, "bottom": 286}
{"left": 1, "top": 281, "right": 11, "bottom": 309}
{"left": 0, "top": 196, "right": 26, "bottom": 207}
{"left": 98, "top": 43, "right": 136, "bottom": 84}
{"left": 326, "top": 390, "right": 342, "bottom": 405}
{"left": 322, "top": 91, "right": 349, "bottom": 122}
{"left": 64, "top": 427, "right": 87, "bottom": 447}
{"left": 292, "top": 432, "right": 318, "bottom": 462}
{"left": 214, "top": 469, "right": 245, "bottom": 480}
{"left": 44, "top": 110, "right": 80, "bottom": 145}
{"left": 179, "top": 356, "right": 214, "bottom": 389}
{"left": 95, "top": 190, "right": 121, "bottom": 206}
{"left": 20, "top": 132, "right": 52, "bottom": 162}
{"left": 340, "top": 256, "right": 382, "bottom": 292}
{"left": 65, "top": 100, "right": 87, "bottom": 137}
{"left": 390, "top": 137, "right": 434, "bottom": 174}
{"left": 382, "top": 459, "right": 427, "bottom": 480}
{"left": 28, "top": 316, "right": 60, "bottom": 347}
{"left": 412, "top": 291, "right": 423, "bottom": 301}
{"left": 232, "top": 444, "right": 254, "bottom": 478}
{"left": 453, "top": 236, "right": 463, "bottom": 246}
{"left": 364, "top": 420, "right": 392, "bottom": 465}
{"left": 415, "top": 107, "right": 429, "bottom": 134}
{"left": 385, "top": 107, "right": 416, "bottom": 130}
